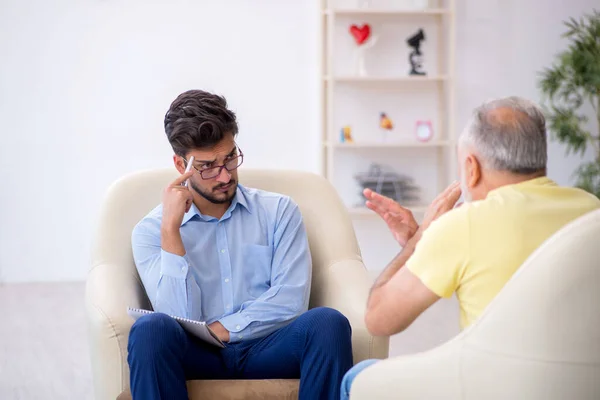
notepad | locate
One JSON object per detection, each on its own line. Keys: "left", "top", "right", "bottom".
{"left": 127, "top": 308, "right": 225, "bottom": 348}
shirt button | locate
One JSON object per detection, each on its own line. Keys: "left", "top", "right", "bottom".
{"left": 181, "top": 267, "right": 185, "bottom": 272}
{"left": 236, "top": 325, "right": 241, "bottom": 330}
{"left": 224, "top": 278, "right": 230, "bottom": 283}
{"left": 220, "top": 249, "right": 226, "bottom": 253}
{"left": 239, "top": 335, "right": 244, "bottom": 339}
{"left": 226, "top": 304, "right": 231, "bottom": 309}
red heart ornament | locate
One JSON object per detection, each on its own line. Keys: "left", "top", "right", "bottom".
{"left": 349, "top": 24, "right": 371, "bottom": 45}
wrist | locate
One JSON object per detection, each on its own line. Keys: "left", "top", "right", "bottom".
{"left": 161, "top": 224, "right": 185, "bottom": 256}
{"left": 407, "top": 229, "right": 423, "bottom": 249}
{"left": 161, "top": 222, "right": 181, "bottom": 235}
{"left": 210, "top": 322, "right": 230, "bottom": 342}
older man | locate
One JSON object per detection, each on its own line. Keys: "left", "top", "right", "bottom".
{"left": 340, "top": 96, "right": 600, "bottom": 399}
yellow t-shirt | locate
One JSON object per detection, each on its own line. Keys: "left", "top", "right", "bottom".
{"left": 406, "top": 177, "right": 600, "bottom": 329}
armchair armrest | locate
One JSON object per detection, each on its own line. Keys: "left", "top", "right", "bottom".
{"left": 85, "top": 262, "right": 148, "bottom": 400}
{"left": 351, "top": 342, "right": 462, "bottom": 399}
{"left": 310, "top": 259, "right": 389, "bottom": 363}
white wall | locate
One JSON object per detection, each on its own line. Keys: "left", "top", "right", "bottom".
{"left": 0, "top": 0, "right": 597, "bottom": 282}
{"left": 0, "top": 0, "right": 321, "bottom": 282}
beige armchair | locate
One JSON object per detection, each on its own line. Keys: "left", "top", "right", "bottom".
{"left": 85, "top": 168, "right": 389, "bottom": 400}
{"left": 351, "top": 208, "right": 600, "bottom": 400}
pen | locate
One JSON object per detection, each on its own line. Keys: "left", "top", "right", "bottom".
{"left": 183, "top": 156, "right": 194, "bottom": 187}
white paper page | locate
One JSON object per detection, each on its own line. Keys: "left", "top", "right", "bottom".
{"left": 127, "top": 308, "right": 225, "bottom": 348}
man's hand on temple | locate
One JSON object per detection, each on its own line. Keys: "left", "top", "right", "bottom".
{"left": 364, "top": 188, "right": 418, "bottom": 247}
{"left": 162, "top": 170, "right": 195, "bottom": 231}
{"left": 160, "top": 170, "right": 195, "bottom": 256}
{"left": 208, "top": 321, "right": 230, "bottom": 343}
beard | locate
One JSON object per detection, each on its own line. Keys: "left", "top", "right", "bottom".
{"left": 190, "top": 179, "right": 237, "bottom": 205}
{"left": 460, "top": 171, "right": 473, "bottom": 203}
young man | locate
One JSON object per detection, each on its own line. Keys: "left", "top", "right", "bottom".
{"left": 341, "top": 96, "right": 600, "bottom": 399}
{"left": 128, "top": 90, "right": 353, "bottom": 400}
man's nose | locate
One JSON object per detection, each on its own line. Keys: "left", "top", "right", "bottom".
{"left": 216, "top": 167, "right": 231, "bottom": 183}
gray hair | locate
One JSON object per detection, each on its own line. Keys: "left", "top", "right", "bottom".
{"left": 459, "top": 96, "right": 547, "bottom": 174}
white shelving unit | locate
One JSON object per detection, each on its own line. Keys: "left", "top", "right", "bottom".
{"left": 320, "top": 0, "right": 456, "bottom": 217}
{"left": 324, "top": 9, "right": 450, "bottom": 16}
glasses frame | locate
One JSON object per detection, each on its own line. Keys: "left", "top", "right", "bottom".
{"left": 183, "top": 147, "right": 244, "bottom": 180}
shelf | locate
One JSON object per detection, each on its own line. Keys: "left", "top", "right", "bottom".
{"left": 326, "top": 76, "right": 448, "bottom": 82}
{"left": 325, "top": 76, "right": 448, "bottom": 85}
{"left": 327, "top": 141, "right": 451, "bottom": 148}
{"left": 349, "top": 205, "right": 428, "bottom": 217}
{"left": 324, "top": 9, "right": 449, "bottom": 17}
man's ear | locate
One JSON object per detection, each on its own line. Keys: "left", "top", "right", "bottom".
{"left": 465, "top": 154, "right": 482, "bottom": 188}
{"left": 173, "top": 155, "right": 186, "bottom": 174}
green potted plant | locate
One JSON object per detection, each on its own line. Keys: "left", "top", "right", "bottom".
{"left": 538, "top": 9, "right": 600, "bottom": 198}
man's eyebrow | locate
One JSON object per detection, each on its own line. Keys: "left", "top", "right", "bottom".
{"left": 194, "top": 146, "right": 237, "bottom": 164}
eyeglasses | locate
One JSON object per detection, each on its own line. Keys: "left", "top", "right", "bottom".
{"left": 183, "top": 148, "right": 244, "bottom": 180}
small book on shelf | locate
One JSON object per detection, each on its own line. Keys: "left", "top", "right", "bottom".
{"left": 127, "top": 307, "right": 225, "bottom": 348}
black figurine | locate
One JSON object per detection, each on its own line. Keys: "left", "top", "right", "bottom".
{"left": 407, "top": 28, "right": 426, "bottom": 76}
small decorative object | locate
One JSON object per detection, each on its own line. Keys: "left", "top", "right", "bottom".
{"left": 415, "top": 120, "right": 434, "bottom": 142}
{"left": 379, "top": 112, "right": 394, "bottom": 141}
{"left": 340, "top": 126, "right": 354, "bottom": 143}
{"left": 407, "top": 28, "right": 426, "bottom": 76}
{"left": 349, "top": 24, "right": 378, "bottom": 76}
{"left": 349, "top": 24, "right": 371, "bottom": 45}
{"left": 354, "top": 163, "right": 420, "bottom": 207}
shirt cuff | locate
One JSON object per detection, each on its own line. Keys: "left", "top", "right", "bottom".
{"left": 219, "top": 312, "right": 252, "bottom": 341}
{"left": 160, "top": 249, "right": 190, "bottom": 279}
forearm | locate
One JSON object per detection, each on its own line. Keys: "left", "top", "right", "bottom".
{"left": 161, "top": 225, "right": 186, "bottom": 256}
{"left": 220, "top": 285, "right": 309, "bottom": 342}
{"left": 135, "top": 238, "right": 199, "bottom": 318}
{"left": 154, "top": 269, "right": 201, "bottom": 319}
{"left": 369, "top": 231, "right": 422, "bottom": 302}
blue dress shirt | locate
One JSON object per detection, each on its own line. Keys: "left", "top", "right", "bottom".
{"left": 131, "top": 184, "right": 312, "bottom": 342}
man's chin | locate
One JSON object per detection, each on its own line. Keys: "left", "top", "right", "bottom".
{"left": 191, "top": 182, "right": 237, "bottom": 205}
{"left": 212, "top": 193, "right": 234, "bottom": 204}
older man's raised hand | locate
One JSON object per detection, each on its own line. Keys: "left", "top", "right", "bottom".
{"left": 364, "top": 188, "right": 419, "bottom": 247}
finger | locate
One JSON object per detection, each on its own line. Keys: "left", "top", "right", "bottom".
{"left": 365, "top": 190, "right": 397, "bottom": 209}
{"left": 366, "top": 192, "right": 409, "bottom": 217}
{"left": 432, "top": 181, "right": 459, "bottom": 204}
{"left": 440, "top": 181, "right": 460, "bottom": 198}
{"left": 446, "top": 185, "right": 462, "bottom": 207}
{"left": 366, "top": 201, "right": 388, "bottom": 218}
{"left": 172, "top": 170, "right": 195, "bottom": 186}
{"left": 437, "top": 186, "right": 462, "bottom": 213}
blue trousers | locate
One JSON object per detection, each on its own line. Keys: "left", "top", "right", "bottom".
{"left": 127, "top": 307, "right": 353, "bottom": 400}
{"left": 340, "top": 359, "right": 379, "bottom": 400}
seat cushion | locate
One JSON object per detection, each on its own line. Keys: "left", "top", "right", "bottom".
{"left": 117, "top": 379, "right": 300, "bottom": 400}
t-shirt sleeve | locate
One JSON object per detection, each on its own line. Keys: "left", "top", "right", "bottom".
{"left": 406, "top": 207, "right": 470, "bottom": 298}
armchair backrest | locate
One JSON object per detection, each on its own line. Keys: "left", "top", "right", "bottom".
{"left": 454, "top": 208, "right": 600, "bottom": 398}
{"left": 90, "top": 168, "right": 363, "bottom": 307}
{"left": 463, "top": 207, "right": 600, "bottom": 362}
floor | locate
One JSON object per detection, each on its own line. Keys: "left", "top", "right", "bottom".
{"left": 0, "top": 282, "right": 460, "bottom": 399}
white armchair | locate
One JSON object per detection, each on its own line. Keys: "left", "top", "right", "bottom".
{"left": 85, "top": 168, "right": 389, "bottom": 400}
{"left": 351, "top": 208, "right": 600, "bottom": 400}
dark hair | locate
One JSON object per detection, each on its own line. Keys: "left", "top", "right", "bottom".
{"left": 164, "top": 90, "right": 238, "bottom": 156}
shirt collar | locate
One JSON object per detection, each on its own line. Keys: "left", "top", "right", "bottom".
{"left": 181, "top": 203, "right": 201, "bottom": 226}
{"left": 233, "top": 184, "right": 252, "bottom": 213}
{"left": 488, "top": 176, "right": 557, "bottom": 197}
{"left": 180, "top": 184, "right": 252, "bottom": 226}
